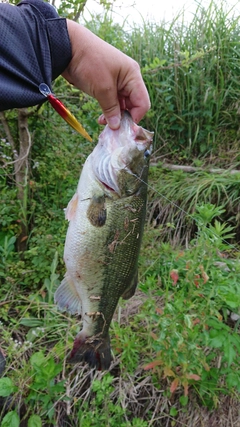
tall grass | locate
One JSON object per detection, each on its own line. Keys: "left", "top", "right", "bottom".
{"left": 147, "top": 167, "right": 240, "bottom": 245}
{"left": 84, "top": 0, "right": 240, "bottom": 159}
{"left": 119, "top": 0, "right": 240, "bottom": 159}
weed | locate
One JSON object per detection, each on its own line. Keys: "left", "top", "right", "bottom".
{"left": 141, "top": 204, "right": 240, "bottom": 408}
{"left": 26, "top": 351, "right": 66, "bottom": 420}
{"left": 1, "top": 0, "right": 240, "bottom": 424}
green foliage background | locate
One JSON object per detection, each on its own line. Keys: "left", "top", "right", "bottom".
{"left": 0, "top": 0, "right": 240, "bottom": 426}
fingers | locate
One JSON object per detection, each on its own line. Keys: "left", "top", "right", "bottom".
{"left": 97, "top": 82, "right": 150, "bottom": 128}
{"left": 96, "top": 90, "right": 121, "bottom": 129}
{"left": 96, "top": 63, "right": 150, "bottom": 128}
{"left": 125, "top": 84, "right": 151, "bottom": 124}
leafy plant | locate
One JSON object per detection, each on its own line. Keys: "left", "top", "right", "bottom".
{"left": 26, "top": 351, "right": 66, "bottom": 420}
{"left": 141, "top": 204, "right": 240, "bottom": 408}
{"left": 77, "top": 374, "right": 148, "bottom": 427}
{"left": 0, "top": 236, "right": 16, "bottom": 278}
{"left": 1, "top": 0, "right": 240, "bottom": 425}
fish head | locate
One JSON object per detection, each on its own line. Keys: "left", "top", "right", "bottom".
{"left": 92, "top": 111, "right": 154, "bottom": 197}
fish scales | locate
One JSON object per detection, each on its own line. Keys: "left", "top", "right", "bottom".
{"left": 55, "top": 111, "right": 153, "bottom": 370}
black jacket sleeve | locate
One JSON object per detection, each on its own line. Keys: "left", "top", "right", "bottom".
{"left": 0, "top": 0, "right": 72, "bottom": 111}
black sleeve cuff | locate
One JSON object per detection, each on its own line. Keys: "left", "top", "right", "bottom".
{"left": 0, "top": 0, "right": 72, "bottom": 111}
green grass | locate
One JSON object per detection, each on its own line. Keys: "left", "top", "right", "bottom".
{"left": 147, "top": 166, "right": 240, "bottom": 245}
{"left": 1, "top": 0, "right": 240, "bottom": 425}
{"left": 0, "top": 204, "right": 239, "bottom": 425}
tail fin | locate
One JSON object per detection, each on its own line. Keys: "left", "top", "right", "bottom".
{"left": 68, "top": 334, "right": 112, "bottom": 370}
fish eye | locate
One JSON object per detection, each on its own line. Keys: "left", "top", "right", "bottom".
{"left": 144, "top": 149, "right": 151, "bottom": 158}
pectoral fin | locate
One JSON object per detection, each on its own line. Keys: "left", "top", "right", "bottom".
{"left": 87, "top": 195, "right": 106, "bottom": 227}
{"left": 65, "top": 193, "right": 78, "bottom": 221}
{"left": 121, "top": 269, "right": 138, "bottom": 300}
{"left": 54, "top": 273, "right": 82, "bottom": 315}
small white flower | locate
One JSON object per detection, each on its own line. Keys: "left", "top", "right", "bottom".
{"left": 33, "top": 161, "right": 39, "bottom": 169}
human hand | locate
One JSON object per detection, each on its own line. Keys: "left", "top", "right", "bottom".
{"left": 62, "top": 20, "right": 150, "bottom": 129}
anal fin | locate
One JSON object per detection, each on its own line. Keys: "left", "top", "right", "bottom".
{"left": 54, "top": 273, "right": 82, "bottom": 315}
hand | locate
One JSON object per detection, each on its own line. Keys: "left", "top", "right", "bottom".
{"left": 62, "top": 20, "right": 150, "bottom": 129}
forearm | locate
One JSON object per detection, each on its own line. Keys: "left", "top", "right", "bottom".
{"left": 0, "top": 0, "right": 71, "bottom": 111}
{"left": 0, "top": 1, "right": 150, "bottom": 126}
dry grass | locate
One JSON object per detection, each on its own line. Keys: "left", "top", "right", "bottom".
{"left": 53, "top": 363, "right": 240, "bottom": 427}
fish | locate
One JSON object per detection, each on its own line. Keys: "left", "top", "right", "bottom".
{"left": 54, "top": 111, "right": 153, "bottom": 370}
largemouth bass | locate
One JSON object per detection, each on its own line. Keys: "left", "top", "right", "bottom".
{"left": 55, "top": 111, "right": 153, "bottom": 370}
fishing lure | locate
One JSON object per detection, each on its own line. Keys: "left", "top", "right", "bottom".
{"left": 39, "top": 83, "right": 92, "bottom": 142}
